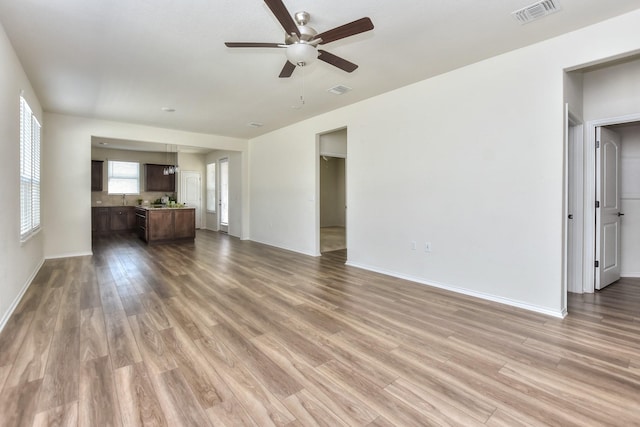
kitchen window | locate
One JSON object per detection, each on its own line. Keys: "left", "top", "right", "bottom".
{"left": 107, "top": 160, "right": 140, "bottom": 194}
{"left": 20, "top": 96, "right": 41, "bottom": 242}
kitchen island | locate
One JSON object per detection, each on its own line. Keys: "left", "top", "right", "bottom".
{"left": 135, "top": 206, "right": 196, "bottom": 244}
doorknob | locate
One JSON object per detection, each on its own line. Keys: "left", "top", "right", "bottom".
{"left": 568, "top": 214, "right": 573, "bottom": 219}
{"left": 617, "top": 212, "right": 625, "bottom": 216}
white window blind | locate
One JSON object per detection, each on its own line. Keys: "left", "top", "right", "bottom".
{"left": 107, "top": 160, "right": 140, "bottom": 194}
{"left": 206, "top": 162, "right": 216, "bottom": 212}
{"left": 20, "top": 96, "right": 41, "bottom": 241}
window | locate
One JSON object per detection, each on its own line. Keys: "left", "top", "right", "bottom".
{"left": 206, "top": 163, "right": 216, "bottom": 212}
{"left": 20, "top": 96, "right": 41, "bottom": 241}
{"left": 107, "top": 161, "right": 140, "bottom": 194}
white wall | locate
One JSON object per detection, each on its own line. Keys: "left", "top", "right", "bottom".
{"left": 249, "top": 126, "right": 318, "bottom": 255}
{"left": 564, "top": 71, "right": 584, "bottom": 120}
{"left": 249, "top": 9, "right": 640, "bottom": 317}
{"left": 319, "top": 128, "right": 347, "bottom": 157}
{"left": 43, "top": 113, "right": 248, "bottom": 258}
{"left": 0, "top": 22, "right": 44, "bottom": 329}
{"left": 583, "top": 58, "right": 640, "bottom": 121}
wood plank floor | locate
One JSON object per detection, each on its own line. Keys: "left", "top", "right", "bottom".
{"left": 1, "top": 230, "right": 639, "bottom": 426}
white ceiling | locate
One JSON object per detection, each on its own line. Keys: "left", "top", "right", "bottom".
{"left": 1, "top": 0, "right": 639, "bottom": 140}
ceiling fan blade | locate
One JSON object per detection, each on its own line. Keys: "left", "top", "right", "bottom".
{"left": 318, "top": 50, "right": 358, "bottom": 73}
{"left": 225, "top": 42, "right": 283, "bottom": 48}
{"left": 264, "top": 0, "right": 300, "bottom": 37}
{"left": 315, "top": 17, "right": 374, "bottom": 45}
{"left": 279, "top": 61, "right": 296, "bottom": 78}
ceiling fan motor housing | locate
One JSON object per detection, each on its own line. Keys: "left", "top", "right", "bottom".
{"left": 285, "top": 12, "right": 318, "bottom": 44}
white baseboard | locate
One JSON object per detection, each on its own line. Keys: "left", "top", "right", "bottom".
{"left": 621, "top": 273, "right": 640, "bottom": 278}
{"left": 345, "top": 261, "right": 567, "bottom": 319}
{"left": 249, "top": 237, "right": 319, "bottom": 257}
{"left": 45, "top": 251, "right": 93, "bottom": 260}
{"left": 0, "top": 258, "right": 45, "bottom": 333}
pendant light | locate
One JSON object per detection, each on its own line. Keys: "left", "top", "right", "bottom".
{"left": 162, "top": 144, "right": 179, "bottom": 175}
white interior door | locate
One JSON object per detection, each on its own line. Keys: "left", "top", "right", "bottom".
{"left": 595, "top": 127, "right": 622, "bottom": 290}
{"left": 219, "top": 158, "right": 229, "bottom": 233}
{"left": 181, "top": 171, "right": 202, "bottom": 228}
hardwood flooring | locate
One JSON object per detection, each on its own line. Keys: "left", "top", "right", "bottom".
{"left": 320, "top": 226, "right": 346, "bottom": 253}
{"left": 1, "top": 230, "right": 639, "bottom": 426}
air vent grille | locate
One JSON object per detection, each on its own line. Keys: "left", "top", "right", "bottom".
{"left": 327, "top": 85, "right": 352, "bottom": 95}
{"left": 512, "top": 0, "right": 561, "bottom": 24}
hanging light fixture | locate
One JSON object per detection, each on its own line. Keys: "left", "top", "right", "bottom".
{"left": 162, "top": 144, "right": 179, "bottom": 175}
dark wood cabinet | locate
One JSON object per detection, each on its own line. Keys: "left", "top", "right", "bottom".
{"left": 110, "top": 207, "right": 134, "bottom": 231}
{"left": 149, "top": 210, "right": 174, "bottom": 241}
{"left": 91, "top": 160, "right": 103, "bottom": 192}
{"left": 174, "top": 209, "right": 196, "bottom": 240}
{"left": 92, "top": 207, "right": 110, "bottom": 233}
{"left": 137, "top": 208, "right": 195, "bottom": 244}
{"left": 144, "top": 164, "right": 176, "bottom": 192}
{"left": 92, "top": 206, "right": 135, "bottom": 235}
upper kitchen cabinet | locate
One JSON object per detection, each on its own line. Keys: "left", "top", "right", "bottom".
{"left": 145, "top": 164, "right": 176, "bottom": 192}
{"left": 91, "top": 160, "right": 103, "bottom": 191}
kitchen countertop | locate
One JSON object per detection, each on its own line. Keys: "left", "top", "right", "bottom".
{"left": 92, "top": 205, "right": 194, "bottom": 209}
{"left": 136, "top": 205, "right": 195, "bottom": 210}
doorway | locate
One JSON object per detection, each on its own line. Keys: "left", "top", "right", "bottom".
{"left": 571, "top": 116, "right": 640, "bottom": 295}
{"left": 319, "top": 156, "right": 346, "bottom": 252}
{"left": 318, "top": 128, "right": 347, "bottom": 254}
{"left": 219, "top": 157, "right": 229, "bottom": 233}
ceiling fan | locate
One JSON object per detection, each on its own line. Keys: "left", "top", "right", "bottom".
{"left": 224, "top": 0, "right": 374, "bottom": 78}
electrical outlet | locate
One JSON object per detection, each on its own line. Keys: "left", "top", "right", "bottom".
{"left": 411, "top": 241, "right": 416, "bottom": 250}
{"left": 425, "top": 242, "right": 432, "bottom": 252}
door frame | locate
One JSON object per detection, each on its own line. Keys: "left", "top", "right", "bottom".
{"left": 583, "top": 112, "right": 640, "bottom": 293}
{"left": 316, "top": 127, "right": 348, "bottom": 257}
{"left": 565, "top": 107, "right": 584, "bottom": 299}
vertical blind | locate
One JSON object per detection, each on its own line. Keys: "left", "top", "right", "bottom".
{"left": 20, "top": 96, "right": 41, "bottom": 241}
{"left": 206, "top": 162, "right": 216, "bottom": 212}
{"left": 107, "top": 160, "right": 140, "bottom": 194}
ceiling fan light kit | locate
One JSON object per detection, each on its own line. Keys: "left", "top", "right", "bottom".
{"left": 286, "top": 42, "right": 317, "bottom": 66}
{"left": 225, "top": 0, "right": 374, "bottom": 78}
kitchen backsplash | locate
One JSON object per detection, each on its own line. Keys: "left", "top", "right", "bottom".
{"left": 92, "top": 191, "right": 177, "bottom": 207}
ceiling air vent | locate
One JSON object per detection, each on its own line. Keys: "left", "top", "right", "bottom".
{"left": 512, "top": 0, "right": 561, "bottom": 24}
{"left": 327, "top": 85, "right": 352, "bottom": 95}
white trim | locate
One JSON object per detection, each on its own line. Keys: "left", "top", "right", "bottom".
{"left": 621, "top": 273, "right": 640, "bottom": 278}
{"left": 565, "top": 107, "right": 585, "bottom": 297}
{"left": 585, "top": 112, "right": 640, "bottom": 293}
{"left": 0, "top": 258, "right": 45, "bottom": 333}
{"left": 45, "top": 251, "right": 93, "bottom": 260}
{"left": 249, "top": 237, "right": 320, "bottom": 258}
{"left": 319, "top": 151, "right": 346, "bottom": 159}
{"left": 346, "top": 261, "right": 567, "bottom": 319}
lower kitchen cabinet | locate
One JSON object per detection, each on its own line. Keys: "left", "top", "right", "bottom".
{"left": 174, "top": 209, "right": 196, "bottom": 240}
{"left": 92, "top": 207, "right": 110, "bottom": 233}
{"left": 148, "top": 210, "right": 174, "bottom": 241}
{"left": 92, "top": 206, "right": 136, "bottom": 235}
{"left": 137, "top": 208, "right": 195, "bottom": 244}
